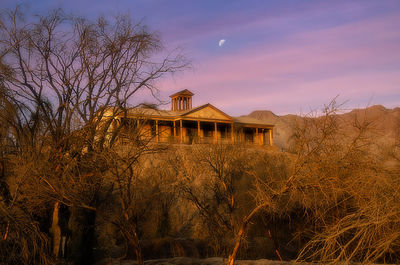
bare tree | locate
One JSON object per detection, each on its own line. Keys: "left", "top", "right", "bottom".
{"left": 227, "top": 100, "right": 390, "bottom": 265}
{"left": 0, "top": 6, "right": 187, "bottom": 264}
{"left": 103, "top": 124, "right": 159, "bottom": 265}
{"left": 296, "top": 108, "right": 400, "bottom": 264}
{"left": 175, "top": 144, "right": 255, "bottom": 257}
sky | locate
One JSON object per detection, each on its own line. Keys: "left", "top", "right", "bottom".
{"left": 2, "top": 0, "right": 400, "bottom": 115}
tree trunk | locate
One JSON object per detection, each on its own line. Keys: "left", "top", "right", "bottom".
{"left": 136, "top": 249, "right": 143, "bottom": 265}
{"left": 133, "top": 233, "right": 144, "bottom": 265}
{"left": 123, "top": 213, "right": 144, "bottom": 265}
{"left": 227, "top": 225, "right": 245, "bottom": 265}
{"left": 50, "top": 201, "right": 61, "bottom": 258}
{"left": 227, "top": 203, "right": 267, "bottom": 265}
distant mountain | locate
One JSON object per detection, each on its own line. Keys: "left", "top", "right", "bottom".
{"left": 244, "top": 105, "right": 400, "bottom": 150}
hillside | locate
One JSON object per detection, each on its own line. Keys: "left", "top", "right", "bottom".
{"left": 245, "top": 105, "right": 400, "bottom": 150}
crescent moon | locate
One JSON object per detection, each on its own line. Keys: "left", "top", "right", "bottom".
{"left": 218, "top": 39, "right": 226, "bottom": 47}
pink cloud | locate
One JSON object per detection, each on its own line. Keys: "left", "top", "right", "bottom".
{"left": 157, "top": 14, "right": 400, "bottom": 115}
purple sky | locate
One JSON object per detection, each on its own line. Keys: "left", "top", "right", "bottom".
{"left": 3, "top": 0, "right": 400, "bottom": 115}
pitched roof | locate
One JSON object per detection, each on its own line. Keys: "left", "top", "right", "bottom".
{"left": 169, "top": 89, "right": 194, "bottom": 98}
{"left": 233, "top": 116, "right": 273, "bottom": 127}
{"left": 127, "top": 107, "right": 179, "bottom": 118}
{"left": 123, "top": 104, "right": 273, "bottom": 127}
{"left": 181, "top": 103, "right": 233, "bottom": 120}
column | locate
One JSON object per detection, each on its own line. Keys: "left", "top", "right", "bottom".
{"left": 255, "top": 128, "right": 259, "bottom": 145}
{"left": 173, "top": 121, "right": 176, "bottom": 143}
{"left": 155, "top": 120, "right": 159, "bottom": 142}
{"left": 269, "top": 129, "right": 273, "bottom": 146}
{"left": 214, "top": 122, "right": 218, "bottom": 143}
{"left": 260, "top": 129, "right": 264, "bottom": 145}
{"left": 197, "top": 120, "right": 201, "bottom": 142}
{"left": 231, "top": 123, "right": 234, "bottom": 143}
{"left": 180, "top": 120, "right": 183, "bottom": 143}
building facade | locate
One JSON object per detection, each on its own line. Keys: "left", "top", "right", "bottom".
{"left": 117, "top": 89, "right": 274, "bottom": 146}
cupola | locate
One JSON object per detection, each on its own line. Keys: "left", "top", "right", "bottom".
{"left": 170, "top": 89, "right": 194, "bottom": 111}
